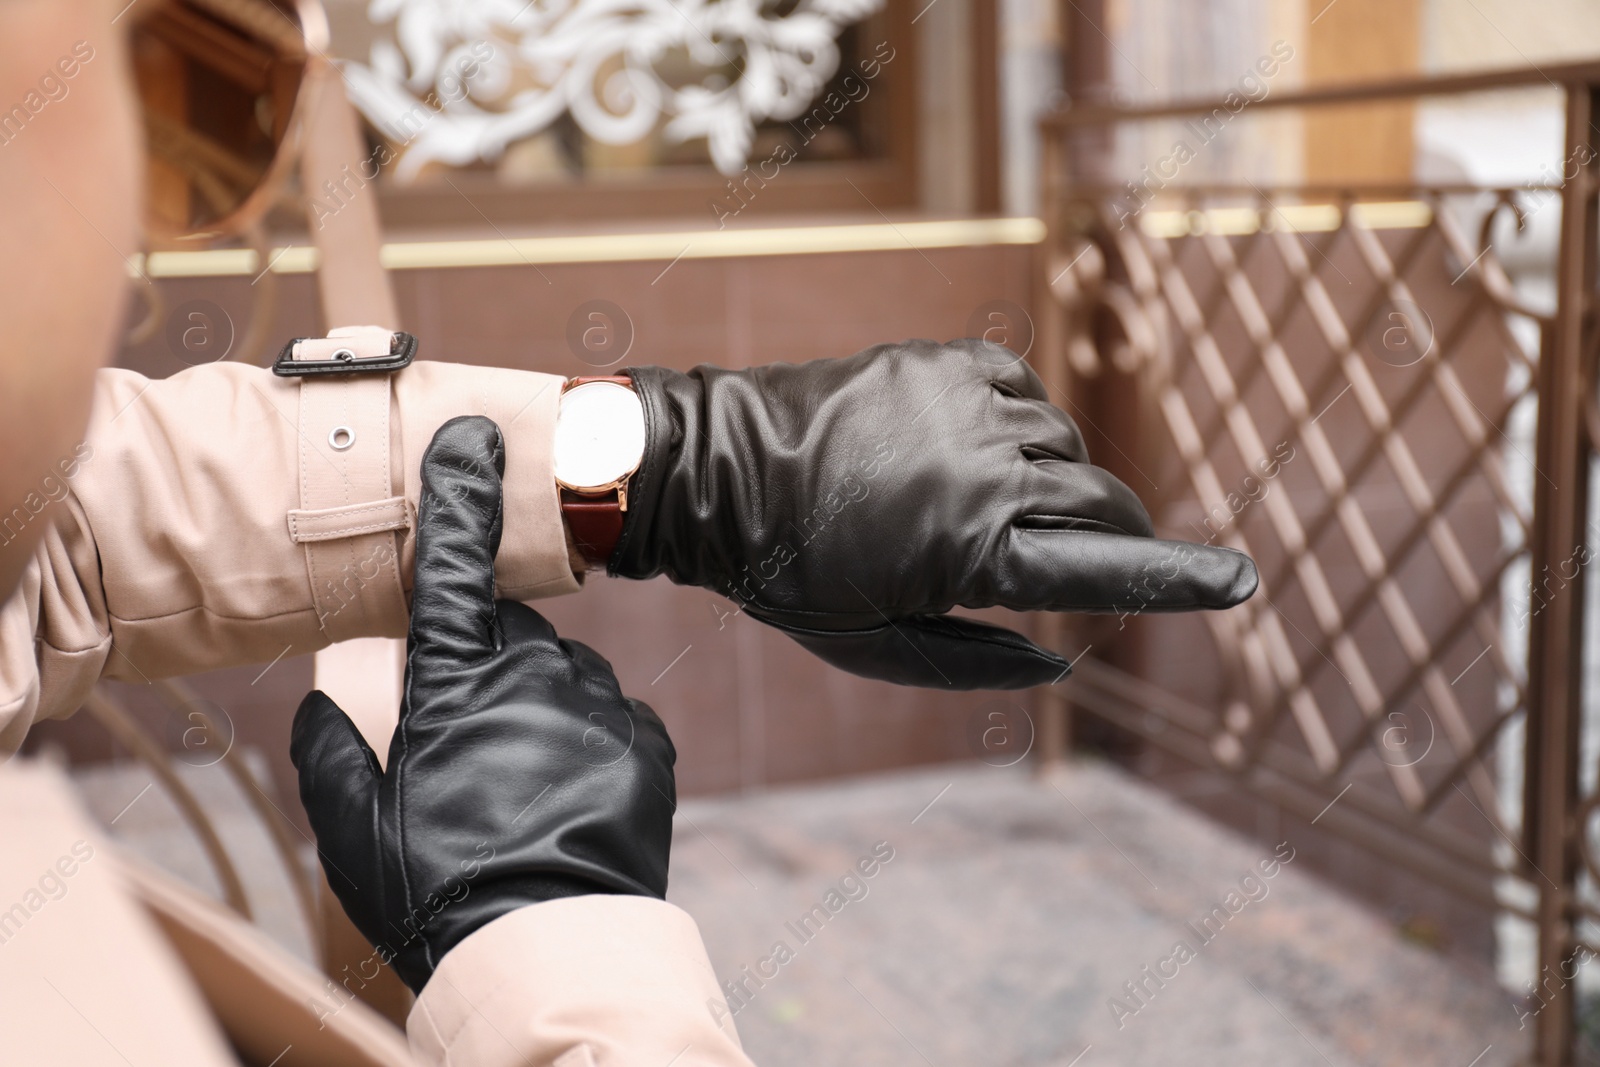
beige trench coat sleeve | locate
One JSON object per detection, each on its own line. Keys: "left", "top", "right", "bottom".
{"left": 0, "top": 358, "right": 754, "bottom": 1067}
{"left": 0, "top": 358, "right": 580, "bottom": 744}
{"left": 409, "top": 899, "right": 753, "bottom": 1067}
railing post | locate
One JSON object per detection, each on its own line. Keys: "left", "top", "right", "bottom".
{"left": 1526, "top": 78, "right": 1599, "bottom": 1067}
{"left": 1033, "top": 173, "right": 1070, "bottom": 768}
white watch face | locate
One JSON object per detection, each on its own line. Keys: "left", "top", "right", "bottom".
{"left": 553, "top": 381, "right": 646, "bottom": 490}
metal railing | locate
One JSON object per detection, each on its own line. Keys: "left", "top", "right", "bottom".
{"left": 1036, "top": 60, "right": 1600, "bottom": 1065}
{"left": 80, "top": 681, "right": 323, "bottom": 962}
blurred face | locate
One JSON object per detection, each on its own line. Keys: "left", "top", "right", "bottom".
{"left": 0, "top": 0, "right": 141, "bottom": 598}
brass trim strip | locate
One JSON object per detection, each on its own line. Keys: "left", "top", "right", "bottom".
{"left": 132, "top": 217, "right": 1049, "bottom": 279}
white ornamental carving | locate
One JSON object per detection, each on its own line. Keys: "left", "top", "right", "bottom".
{"left": 340, "top": 0, "right": 885, "bottom": 179}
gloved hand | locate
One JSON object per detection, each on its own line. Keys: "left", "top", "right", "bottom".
{"left": 291, "top": 416, "right": 675, "bottom": 993}
{"left": 614, "top": 339, "right": 1257, "bottom": 690}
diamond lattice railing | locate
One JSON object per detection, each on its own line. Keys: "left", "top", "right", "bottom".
{"left": 1055, "top": 188, "right": 1552, "bottom": 903}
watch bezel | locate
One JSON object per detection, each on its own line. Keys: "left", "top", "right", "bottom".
{"left": 552, "top": 379, "right": 645, "bottom": 495}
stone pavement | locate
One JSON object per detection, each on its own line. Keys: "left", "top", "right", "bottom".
{"left": 668, "top": 760, "right": 1524, "bottom": 1067}
{"left": 74, "top": 751, "right": 1527, "bottom": 1066}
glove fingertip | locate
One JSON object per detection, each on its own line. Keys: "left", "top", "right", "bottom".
{"left": 960, "top": 635, "right": 1073, "bottom": 689}
{"left": 289, "top": 689, "right": 336, "bottom": 769}
{"left": 769, "top": 613, "right": 1072, "bottom": 690}
{"left": 1203, "top": 546, "right": 1260, "bottom": 608}
{"left": 290, "top": 689, "right": 381, "bottom": 781}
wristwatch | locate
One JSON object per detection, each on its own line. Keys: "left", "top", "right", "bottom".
{"left": 553, "top": 376, "right": 646, "bottom": 568}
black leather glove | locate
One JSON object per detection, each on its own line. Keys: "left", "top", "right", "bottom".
{"left": 614, "top": 339, "right": 1257, "bottom": 690}
{"left": 291, "top": 416, "right": 675, "bottom": 993}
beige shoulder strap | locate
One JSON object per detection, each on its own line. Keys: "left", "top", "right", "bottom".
{"left": 299, "top": 56, "right": 407, "bottom": 754}
{"left": 296, "top": 63, "right": 414, "bottom": 1026}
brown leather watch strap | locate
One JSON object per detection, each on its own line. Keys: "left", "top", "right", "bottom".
{"left": 561, "top": 491, "right": 626, "bottom": 567}
{"left": 568, "top": 375, "right": 634, "bottom": 388}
